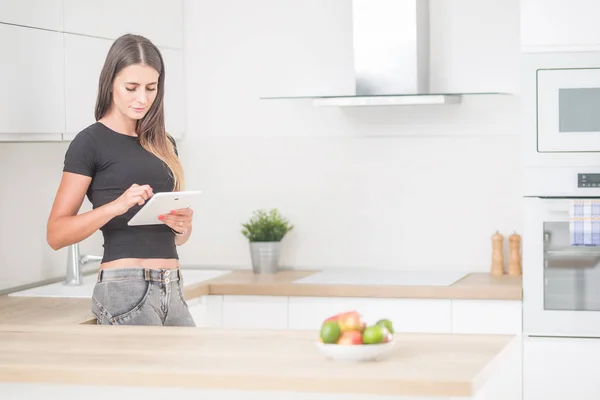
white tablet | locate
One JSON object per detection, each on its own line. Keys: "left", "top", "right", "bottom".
{"left": 127, "top": 190, "right": 202, "bottom": 226}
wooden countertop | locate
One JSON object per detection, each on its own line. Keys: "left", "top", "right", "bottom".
{"left": 206, "top": 270, "right": 523, "bottom": 300}
{"left": 0, "top": 324, "right": 517, "bottom": 397}
{"left": 0, "top": 270, "right": 521, "bottom": 326}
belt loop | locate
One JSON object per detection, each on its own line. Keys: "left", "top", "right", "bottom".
{"left": 97, "top": 270, "right": 103, "bottom": 282}
{"left": 144, "top": 269, "right": 150, "bottom": 281}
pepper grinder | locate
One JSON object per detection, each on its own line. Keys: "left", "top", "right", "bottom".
{"left": 491, "top": 231, "right": 505, "bottom": 276}
{"left": 508, "top": 231, "right": 522, "bottom": 276}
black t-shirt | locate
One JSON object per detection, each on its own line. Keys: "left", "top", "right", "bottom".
{"left": 63, "top": 122, "right": 179, "bottom": 263}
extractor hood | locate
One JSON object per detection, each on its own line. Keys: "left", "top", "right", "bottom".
{"left": 261, "top": 0, "right": 510, "bottom": 107}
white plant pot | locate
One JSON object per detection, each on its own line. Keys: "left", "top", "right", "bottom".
{"left": 249, "top": 241, "right": 281, "bottom": 274}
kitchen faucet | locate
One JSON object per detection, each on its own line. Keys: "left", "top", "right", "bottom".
{"left": 65, "top": 243, "right": 102, "bottom": 286}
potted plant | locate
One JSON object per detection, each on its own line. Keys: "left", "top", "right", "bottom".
{"left": 241, "top": 208, "right": 294, "bottom": 274}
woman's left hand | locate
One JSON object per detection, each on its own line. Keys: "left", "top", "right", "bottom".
{"left": 159, "top": 208, "right": 193, "bottom": 234}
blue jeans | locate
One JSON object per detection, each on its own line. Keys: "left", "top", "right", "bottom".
{"left": 92, "top": 267, "right": 196, "bottom": 327}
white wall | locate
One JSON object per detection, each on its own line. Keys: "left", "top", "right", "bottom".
{"left": 0, "top": 142, "right": 103, "bottom": 290}
{"left": 177, "top": 0, "right": 522, "bottom": 271}
{"left": 0, "top": 0, "right": 521, "bottom": 291}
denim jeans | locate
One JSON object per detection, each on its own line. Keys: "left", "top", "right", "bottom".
{"left": 92, "top": 267, "right": 196, "bottom": 327}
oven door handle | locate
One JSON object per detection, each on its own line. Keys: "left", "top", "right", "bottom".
{"left": 537, "top": 198, "right": 600, "bottom": 213}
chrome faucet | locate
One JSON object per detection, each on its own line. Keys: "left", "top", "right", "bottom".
{"left": 65, "top": 243, "right": 102, "bottom": 286}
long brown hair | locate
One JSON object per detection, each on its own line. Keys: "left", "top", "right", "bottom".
{"left": 95, "top": 34, "right": 184, "bottom": 191}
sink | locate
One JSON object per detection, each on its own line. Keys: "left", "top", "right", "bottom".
{"left": 293, "top": 270, "right": 468, "bottom": 286}
{"left": 8, "top": 269, "right": 230, "bottom": 299}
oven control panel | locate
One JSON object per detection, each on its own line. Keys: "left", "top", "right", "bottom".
{"left": 578, "top": 173, "right": 600, "bottom": 187}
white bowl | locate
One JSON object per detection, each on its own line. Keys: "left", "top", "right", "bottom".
{"left": 315, "top": 339, "right": 396, "bottom": 362}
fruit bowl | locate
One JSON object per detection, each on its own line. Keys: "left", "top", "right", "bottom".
{"left": 315, "top": 337, "right": 396, "bottom": 362}
{"left": 316, "top": 311, "right": 396, "bottom": 362}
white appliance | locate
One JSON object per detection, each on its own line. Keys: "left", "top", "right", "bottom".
{"left": 524, "top": 169, "right": 600, "bottom": 338}
{"left": 522, "top": 51, "right": 600, "bottom": 338}
{"left": 522, "top": 52, "right": 600, "bottom": 170}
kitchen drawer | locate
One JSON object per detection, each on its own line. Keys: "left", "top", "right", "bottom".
{"left": 187, "top": 295, "right": 223, "bottom": 328}
{"left": 452, "top": 300, "right": 522, "bottom": 334}
{"left": 288, "top": 297, "right": 452, "bottom": 333}
{"left": 524, "top": 336, "right": 600, "bottom": 400}
{"left": 222, "top": 296, "right": 288, "bottom": 330}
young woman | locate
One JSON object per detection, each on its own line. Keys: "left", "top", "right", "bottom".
{"left": 47, "top": 34, "right": 195, "bottom": 327}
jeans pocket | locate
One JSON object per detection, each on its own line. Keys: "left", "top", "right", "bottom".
{"left": 92, "top": 280, "right": 152, "bottom": 325}
{"left": 176, "top": 279, "right": 188, "bottom": 307}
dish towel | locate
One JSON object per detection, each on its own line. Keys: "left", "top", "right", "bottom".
{"left": 570, "top": 199, "right": 600, "bottom": 246}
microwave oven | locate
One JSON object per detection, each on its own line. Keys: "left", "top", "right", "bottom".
{"left": 522, "top": 52, "right": 600, "bottom": 168}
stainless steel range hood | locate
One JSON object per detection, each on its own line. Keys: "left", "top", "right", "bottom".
{"left": 353, "top": 0, "right": 430, "bottom": 97}
{"left": 261, "top": 0, "right": 508, "bottom": 107}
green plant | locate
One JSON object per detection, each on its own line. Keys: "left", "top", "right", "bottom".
{"left": 241, "top": 208, "right": 294, "bottom": 242}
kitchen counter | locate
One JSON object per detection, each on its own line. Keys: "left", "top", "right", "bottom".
{"left": 0, "top": 324, "right": 519, "bottom": 398}
{"left": 0, "top": 269, "right": 521, "bottom": 326}
{"left": 206, "top": 270, "right": 522, "bottom": 300}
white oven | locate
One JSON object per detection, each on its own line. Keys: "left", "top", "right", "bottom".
{"left": 524, "top": 167, "right": 600, "bottom": 338}
{"left": 522, "top": 52, "right": 600, "bottom": 168}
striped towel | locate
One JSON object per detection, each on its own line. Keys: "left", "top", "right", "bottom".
{"left": 570, "top": 199, "right": 600, "bottom": 246}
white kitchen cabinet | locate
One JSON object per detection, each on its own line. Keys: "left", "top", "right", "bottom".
{"left": 222, "top": 296, "right": 288, "bottom": 330}
{"left": 0, "top": 0, "right": 63, "bottom": 31}
{"left": 63, "top": 34, "right": 111, "bottom": 138}
{"left": 187, "top": 295, "right": 223, "bottom": 328}
{"left": 521, "top": 0, "right": 600, "bottom": 53}
{"left": 288, "top": 297, "right": 452, "bottom": 333}
{"left": 63, "top": 34, "right": 184, "bottom": 140}
{"left": 523, "top": 336, "right": 600, "bottom": 400}
{"left": 161, "top": 48, "right": 185, "bottom": 140}
{"left": 451, "top": 300, "right": 522, "bottom": 335}
{"left": 198, "top": 294, "right": 521, "bottom": 337}
{"left": 0, "top": 23, "right": 64, "bottom": 141}
{"left": 63, "top": 0, "right": 183, "bottom": 49}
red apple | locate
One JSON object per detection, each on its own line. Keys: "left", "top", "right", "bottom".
{"left": 338, "top": 311, "right": 363, "bottom": 332}
{"left": 324, "top": 312, "right": 344, "bottom": 323}
{"left": 337, "top": 331, "right": 362, "bottom": 345}
{"left": 324, "top": 310, "right": 358, "bottom": 323}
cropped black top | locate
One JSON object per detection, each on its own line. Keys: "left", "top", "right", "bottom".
{"left": 63, "top": 122, "right": 179, "bottom": 263}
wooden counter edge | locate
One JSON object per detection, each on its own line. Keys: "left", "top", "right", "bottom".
{"left": 205, "top": 283, "right": 522, "bottom": 300}
{"left": 0, "top": 325, "right": 516, "bottom": 397}
{"left": 198, "top": 271, "right": 522, "bottom": 300}
{"left": 0, "top": 367, "right": 476, "bottom": 397}
{"left": 471, "top": 335, "right": 521, "bottom": 396}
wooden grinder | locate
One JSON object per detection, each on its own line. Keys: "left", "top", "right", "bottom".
{"left": 491, "top": 231, "right": 504, "bottom": 276}
{"left": 508, "top": 231, "right": 522, "bottom": 276}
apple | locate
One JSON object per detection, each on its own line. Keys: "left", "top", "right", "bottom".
{"left": 324, "top": 312, "right": 344, "bottom": 323}
{"left": 323, "top": 311, "right": 364, "bottom": 332}
{"left": 337, "top": 330, "right": 362, "bottom": 345}
{"left": 337, "top": 311, "right": 363, "bottom": 332}
{"left": 324, "top": 310, "right": 357, "bottom": 323}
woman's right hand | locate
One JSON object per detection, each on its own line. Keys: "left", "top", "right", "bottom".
{"left": 110, "top": 184, "right": 154, "bottom": 216}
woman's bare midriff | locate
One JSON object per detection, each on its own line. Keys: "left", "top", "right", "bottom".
{"left": 100, "top": 258, "right": 180, "bottom": 270}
